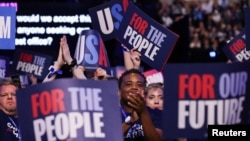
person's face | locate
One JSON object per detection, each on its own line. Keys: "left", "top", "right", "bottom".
{"left": 0, "top": 84, "right": 17, "bottom": 115}
{"left": 119, "top": 73, "right": 145, "bottom": 103}
{"left": 145, "top": 88, "right": 163, "bottom": 110}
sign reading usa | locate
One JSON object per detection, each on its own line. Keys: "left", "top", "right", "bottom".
{"left": 0, "top": 7, "right": 16, "bottom": 50}
{"left": 74, "top": 29, "right": 110, "bottom": 72}
{"left": 88, "top": 0, "right": 128, "bottom": 41}
{"left": 16, "top": 79, "right": 122, "bottom": 141}
{"left": 116, "top": 1, "right": 179, "bottom": 71}
{"left": 162, "top": 62, "right": 250, "bottom": 139}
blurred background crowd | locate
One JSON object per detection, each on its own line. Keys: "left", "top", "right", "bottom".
{"left": 3, "top": 0, "right": 250, "bottom": 70}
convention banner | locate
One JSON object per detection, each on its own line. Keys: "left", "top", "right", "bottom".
{"left": 116, "top": 2, "right": 179, "bottom": 71}
{"left": 222, "top": 30, "right": 250, "bottom": 62}
{"left": 11, "top": 48, "right": 53, "bottom": 80}
{"left": 74, "top": 29, "right": 110, "bottom": 74}
{"left": 244, "top": 7, "right": 250, "bottom": 50}
{"left": 0, "top": 56, "right": 10, "bottom": 78}
{"left": 143, "top": 69, "right": 163, "bottom": 85}
{"left": 16, "top": 78, "right": 122, "bottom": 141}
{"left": 88, "top": 0, "right": 129, "bottom": 41}
{"left": 0, "top": 7, "right": 16, "bottom": 50}
{"left": 162, "top": 62, "right": 250, "bottom": 139}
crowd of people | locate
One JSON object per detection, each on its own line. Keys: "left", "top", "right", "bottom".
{"left": 0, "top": 0, "right": 249, "bottom": 141}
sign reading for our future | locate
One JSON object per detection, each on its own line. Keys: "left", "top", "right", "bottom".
{"left": 116, "top": 2, "right": 179, "bottom": 71}
{"left": 16, "top": 79, "right": 122, "bottom": 141}
{"left": 11, "top": 49, "right": 53, "bottom": 79}
{"left": 162, "top": 62, "right": 250, "bottom": 138}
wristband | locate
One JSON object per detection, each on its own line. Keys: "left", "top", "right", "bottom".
{"left": 47, "top": 66, "right": 63, "bottom": 78}
{"left": 124, "top": 116, "right": 133, "bottom": 125}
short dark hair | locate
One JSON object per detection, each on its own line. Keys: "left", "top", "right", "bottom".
{"left": 118, "top": 68, "right": 147, "bottom": 89}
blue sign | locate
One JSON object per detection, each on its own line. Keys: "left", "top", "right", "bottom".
{"left": 116, "top": 2, "right": 179, "bottom": 71}
{"left": 162, "top": 62, "right": 250, "bottom": 139}
{"left": 88, "top": 0, "right": 128, "bottom": 41}
{"left": 16, "top": 79, "right": 122, "bottom": 141}
{"left": 74, "top": 29, "right": 110, "bottom": 73}
{"left": 222, "top": 30, "right": 250, "bottom": 62}
{"left": 0, "top": 7, "right": 16, "bottom": 50}
{"left": 0, "top": 55, "right": 10, "bottom": 78}
{"left": 12, "top": 48, "right": 53, "bottom": 80}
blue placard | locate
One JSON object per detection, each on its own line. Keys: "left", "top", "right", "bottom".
{"left": 162, "top": 62, "right": 250, "bottom": 139}
{"left": 88, "top": 0, "right": 128, "bottom": 41}
{"left": 74, "top": 29, "right": 111, "bottom": 73}
{"left": 0, "top": 7, "right": 16, "bottom": 50}
{"left": 0, "top": 55, "right": 10, "bottom": 78}
{"left": 11, "top": 48, "right": 53, "bottom": 80}
{"left": 222, "top": 30, "right": 250, "bottom": 62}
{"left": 16, "top": 79, "right": 122, "bottom": 141}
{"left": 116, "top": 1, "right": 179, "bottom": 71}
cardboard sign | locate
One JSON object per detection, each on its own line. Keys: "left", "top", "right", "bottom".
{"left": 74, "top": 29, "right": 110, "bottom": 73}
{"left": 244, "top": 7, "right": 250, "bottom": 50}
{"left": 16, "top": 78, "right": 122, "bottom": 141}
{"left": 222, "top": 30, "right": 250, "bottom": 62}
{"left": 0, "top": 7, "right": 16, "bottom": 50}
{"left": 116, "top": 2, "right": 179, "bottom": 71}
{"left": 88, "top": 0, "right": 128, "bottom": 41}
{"left": 11, "top": 48, "right": 53, "bottom": 79}
{"left": 162, "top": 62, "right": 250, "bottom": 139}
{"left": 0, "top": 55, "right": 9, "bottom": 78}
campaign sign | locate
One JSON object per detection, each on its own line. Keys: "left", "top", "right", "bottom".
{"left": 11, "top": 48, "right": 53, "bottom": 79}
{"left": 0, "top": 7, "right": 16, "bottom": 50}
{"left": 116, "top": 2, "right": 179, "bottom": 71}
{"left": 16, "top": 78, "right": 122, "bottom": 141}
{"left": 222, "top": 30, "right": 250, "bottom": 62}
{"left": 143, "top": 69, "right": 163, "bottom": 85}
{"left": 88, "top": 0, "right": 129, "bottom": 41}
{"left": 244, "top": 7, "right": 250, "bottom": 51}
{"left": 162, "top": 62, "right": 250, "bottom": 139}
{"left": 0, "top": 56, "right": 9, "bottom": 78}
{"left": 74, "top": 29, "right": 110, "bottom": 73}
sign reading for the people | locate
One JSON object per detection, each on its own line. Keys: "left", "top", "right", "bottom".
{"left": 0, "top": 7, "right": 16, "bottom": 50}
{"left": 222, "top": 30, "right": 250, "bottom": 62}
{"left": 16, "top": 78, "right": 122, "bottom": 141}
{"left": 162, "top": 62, "right": 250, "bottom": 138}
{"left": 0, "top": 56, "right": 10, "bottom": 78}
{"left": 244, "top": 7, "right": 250, "bottom": 50}
{"left": 116, "top": 2, "right": 179, "bottom": 71}
{"left": 74, "top": 29, "right": 110, "bottom": 73}
{"left": 12, "top": 48, "right": 53, "bottom": 79}
{"left": 88, "top": 0, "right": 128, "bottom": 41}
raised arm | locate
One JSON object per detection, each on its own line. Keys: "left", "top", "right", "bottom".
{"left": 122, "top": 45, "right": 141, "bottom": 70}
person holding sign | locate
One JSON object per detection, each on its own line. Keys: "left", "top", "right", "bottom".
{"left": 43, "top": 35, "right": 111, "bottom": 82}
{"left": 118, "top": 68, "right": 163, "bottom": 141}
{"left": 0, "top": 78, "right": 21, "bottom": 141}
{"left": 123, "top": 44, "right": 141, "bottom": 70}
